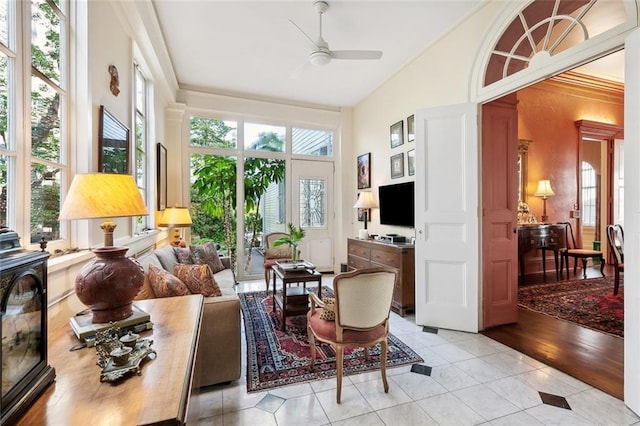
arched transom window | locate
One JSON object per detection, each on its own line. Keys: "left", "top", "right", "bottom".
{"left": 484, "top": 0, "right": 629, "bottom": 87}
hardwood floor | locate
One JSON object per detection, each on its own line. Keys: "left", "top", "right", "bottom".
{"left": 482, "top": 264, "right": 624, "bottom": 400}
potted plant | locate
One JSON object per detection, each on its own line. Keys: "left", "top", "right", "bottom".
{"left": 273, "top": 223, "right": 305, "bottom": 263}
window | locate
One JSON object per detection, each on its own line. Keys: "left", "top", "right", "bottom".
{"left": 1, "top": 0, "right": 68, "bottom": 247}
{"left": 581, "top": 161, "right": 596, "bottom": 226}
{"left": 134, "top": 65, "right": 148, "bottom": 231}
{"left": 245, "top": 122, "right": 285, "bottom": 152}
{"left": 292, "top": 128, "right": 333, "bottom": 156}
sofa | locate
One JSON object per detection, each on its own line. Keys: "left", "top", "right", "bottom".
{"left": 134, "top": 244, "right": 241, "bottom": 387}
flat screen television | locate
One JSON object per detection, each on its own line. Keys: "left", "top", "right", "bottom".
{"left": 378, "top": 181, "right": 415, "bottom": 227}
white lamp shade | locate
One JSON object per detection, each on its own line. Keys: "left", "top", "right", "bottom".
{"left": 353, "top": 191, "right": 378, "bottom": 209}
{"left": 534, "top": 179, "right": 555, "bottom": 198}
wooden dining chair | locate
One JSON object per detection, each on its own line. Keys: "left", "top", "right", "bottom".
{"left": 606, "top": 224, "right": 624, "bottom": 295}
{"left": 307, "top": 267, "right": 397, "bottom": 403}
{"left": 558, "top": 221, "right": 605, "bottom": 279}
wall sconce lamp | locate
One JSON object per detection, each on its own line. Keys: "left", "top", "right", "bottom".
{"left": 159, "top": 207, "right": 193, "bottom": 247}
{"left": 534, "top": 179, "right": 555, "bottom": 223}
{"left": 58, "top": 173, "right": 148, "bottom": 323}
{"left": 353, "top": 191, "right": 378, "bottom": 240}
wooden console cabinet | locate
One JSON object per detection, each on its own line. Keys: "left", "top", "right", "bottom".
{"left": 347, "top": 238, "right": 415, "bottom": 316}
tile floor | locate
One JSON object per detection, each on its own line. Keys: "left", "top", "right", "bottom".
{"left": 194, "top": 276, "right": 640, "bottom": 425}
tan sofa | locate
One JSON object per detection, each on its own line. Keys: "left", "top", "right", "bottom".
{"left": 135, "top": 244, "right": 241, "bottom": 387}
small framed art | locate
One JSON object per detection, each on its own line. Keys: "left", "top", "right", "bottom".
{"left": 157, "top": 143, "right": 167, "bottom": 210}
{"left": 390, "top": 120, "right": 404, "bottom": 148}
{"left": 357, "top": 152, "right": 371, "bottom": 189}
{"left": 407, "top": 115, "right": 415, "bottom": 142}
{"left": 391, "top": 153, "right": 404, "bottom": 179}
{"left": 408, "top": 149, "right": 415, "bottom": 176}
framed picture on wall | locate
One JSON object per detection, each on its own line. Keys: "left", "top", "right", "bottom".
{"left": 407, "top": 115, "right": 415, "bottom": 142}
{"left": 357, "top": 207, "right": 370, "bottom": 222}
{"left": 391, "top": 153, "right": 404, "bottom": 179}
{"left": 390, "top": 120, "right": 404, "bottom": 148}
{"left": 357, "top": 152, "right": 371, "bottom": 189}
{"left": 157, "top": 143, "right": 167, "bottom": 211}
{"left": 408, "top": 149, "right": 415, "bottom": 176}
{"left": 98, "top": 106, "right": 129, "bottom": 174}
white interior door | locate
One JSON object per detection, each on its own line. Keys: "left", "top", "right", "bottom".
{"left": 291, "top": 160, "right": 334, "bottom": 272}
{"left": 624, "top": 28, "right": 640, "bottom": 414}
{"left": 414, "top": 103, "right": 479, "bottom": 333}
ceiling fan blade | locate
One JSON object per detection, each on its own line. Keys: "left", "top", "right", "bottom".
{"left": 288, "top": 19, "right": 318, "bottom": 48}
{"left": 330, "top": 50, "right": 383, "bottom": 60}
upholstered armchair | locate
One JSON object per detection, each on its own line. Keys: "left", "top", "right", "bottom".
{"left": 307, "top": 267, "right": 397, "bottom": 403}
{"left": 606, "top": 224, "right": 624, "bottom": 295}
{"left": 262, "top": 232, "right": 292, "bottom": 291}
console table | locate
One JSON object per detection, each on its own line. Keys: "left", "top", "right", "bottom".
{"left": 517, "top": 224, "right": 566, "bottom": 280}
{"left": 347, "top": 238, "right": 415, "bottom": 316}
{"left": 17, "top": 295, "right": 204, "bottom": 425}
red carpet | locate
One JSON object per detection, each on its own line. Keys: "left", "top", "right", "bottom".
{"left": 518, "top": 276, "right": 623, "bottom": 338}
{"left": 239, "top": 287, "right": 423, "bottom": 392}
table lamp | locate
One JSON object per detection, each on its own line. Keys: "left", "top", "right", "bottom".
{"left": 59, "top": 173, "right": 148, "bottom": 323}
{"left": 534, "top": 179, "right": 555, "bottom": 223}
{"left": 159, "top": 207, "right": 192, "bottom": 247}
{"left": 353, "top": 191, "right": 378, "bottom": 240}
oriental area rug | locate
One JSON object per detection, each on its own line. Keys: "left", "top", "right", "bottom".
{"left": 518, "top": 276, "right": 624, "bottom": 338}
{"left": 239, "top": 287, "right": 423, "bottom": 393}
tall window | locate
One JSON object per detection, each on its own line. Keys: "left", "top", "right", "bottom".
{"left": 134, "top": 65, "right": 148, "bottom": 231}
{"left": 581, "top": 161, "right": 597, "bottom": 226}
{"left": 1, "top": 1, "right": 69, "bottom": 247}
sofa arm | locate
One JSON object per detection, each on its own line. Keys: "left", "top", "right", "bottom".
{"left": 194, "top": 295, "right": 241, "bottom": 387}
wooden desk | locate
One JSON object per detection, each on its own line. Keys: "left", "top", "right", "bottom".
{"left": 17, "top": 295, "right": 204, "bottom": 425}
{"left": 272, "top": 266, "right": 322, "bottom": 331}
{"left": 517, "top": 224, "right": 566, "bottom": 281}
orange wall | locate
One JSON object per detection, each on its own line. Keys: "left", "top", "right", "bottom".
{"left": 517, "top": 78, "right": 623, "bottom": 225}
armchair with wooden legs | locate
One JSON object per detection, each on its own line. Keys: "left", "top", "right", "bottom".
{"left": 262, "top": 232, "right": 291, "bottom": 291}
{"left": 307, "top": 267, "right": 397, "bottom": 403}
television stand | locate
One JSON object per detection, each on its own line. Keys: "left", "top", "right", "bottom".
{"left": 346, "top": 238, "right": 415, "bottom": 316}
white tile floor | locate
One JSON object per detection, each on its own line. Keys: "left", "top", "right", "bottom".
{"left": 194, "top": 276, "right": 640, "bottom": 425}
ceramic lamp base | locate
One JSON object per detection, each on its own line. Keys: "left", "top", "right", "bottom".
{"left": 358, "top": 229, "right": 369, "bottom": 240}
{"left": 75, "top": 246, "right": 144, "bottom": 323}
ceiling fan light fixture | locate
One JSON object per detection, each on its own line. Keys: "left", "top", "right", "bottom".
{"left": 309, "top": 50, "right": 331, "bottom": 66}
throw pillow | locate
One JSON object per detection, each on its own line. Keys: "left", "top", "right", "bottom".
{"left": 264, "top": 245, "right": 292, "bottom": 259}
{"left": 190, "top": 242, "right": 225, "bottom": 274}
{"left": 174, "top": 247, "right": 193, "bottom": 264}
{"left": 174, "top": 264, "right": 222, "bottom": 297}
{"left": 148, "top": 264, "right": 191, "bottom": 298}
{"left": 319, "top": 297, "right": 336, "bottom": 321}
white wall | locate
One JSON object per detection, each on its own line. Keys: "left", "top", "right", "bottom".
{"left": 350, "top": 3, "right": 500, "bottom": 240}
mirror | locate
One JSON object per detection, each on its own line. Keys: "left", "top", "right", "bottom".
{"left": 517, "top": 139, "right": 532, "bottom": 202}
{"left": 98, "top": 105, "right": 129, "bottom": 174}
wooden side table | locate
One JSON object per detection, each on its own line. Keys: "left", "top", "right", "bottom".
{"left": 271, "top": 266, "right": 322, "bottom": 331}
{"left": 17, "top": 295, "right": 204, "bottom": 425}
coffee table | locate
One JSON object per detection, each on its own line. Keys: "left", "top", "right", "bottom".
{"left": 271, "top": 265, "right": 322, "bottom": 331}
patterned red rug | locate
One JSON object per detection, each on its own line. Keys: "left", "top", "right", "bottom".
{"left": 239, "top": 287, "right": 423, "bottom": 393}
{"left": 518, "top": 276, "right": 623, "bottom": 338}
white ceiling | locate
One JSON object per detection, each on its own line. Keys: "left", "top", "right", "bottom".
{"left": 152, "top": 0, "right": 485, "bottom": 108}
{"left": 151, "top": 1, "right": 625, "bottom": 109}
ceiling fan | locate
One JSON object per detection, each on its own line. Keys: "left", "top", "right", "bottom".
{"left": 290, "top": 1, "right": 383, "bottom": 70}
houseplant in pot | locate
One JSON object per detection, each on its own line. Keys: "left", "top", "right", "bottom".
{"left": 273, "top": 223, "right": 305, "bottom": 263}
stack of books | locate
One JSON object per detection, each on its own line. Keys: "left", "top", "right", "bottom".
{"left": 70, "top": 304, "right": 153, "bottom": 345}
